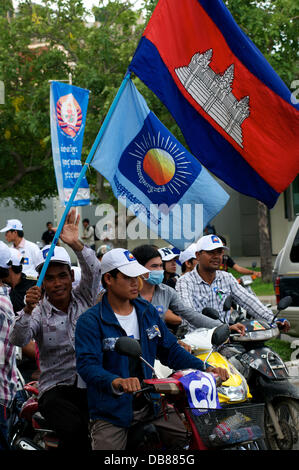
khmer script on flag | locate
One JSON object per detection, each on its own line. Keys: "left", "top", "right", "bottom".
{"left": 129, "top": 0, "right": 299, "bottom": 208}
{"left": 90, "top": 78, "right": 229, "bottom": 249}
{"left": 50, "top": 81, "right": 90, "bottom": 206}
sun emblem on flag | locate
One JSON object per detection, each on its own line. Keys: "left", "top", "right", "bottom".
{"left": 129, "top": 131, "right": 194, "bottom": 197}
{"left": 56, "top": 93, "right": 82, "bottom": 138}
{"left": 118, "top": 113, "right": 200, "bottom": 208}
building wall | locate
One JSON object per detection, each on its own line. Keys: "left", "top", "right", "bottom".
{"left": 0, "top": 198, "right": 54, "bottom": 247}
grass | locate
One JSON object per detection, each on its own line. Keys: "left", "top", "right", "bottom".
{"left": 266, "top": 339, "right": 292, "bottom": 362}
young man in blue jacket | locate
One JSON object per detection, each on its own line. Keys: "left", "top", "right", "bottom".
{"left": 75, "top": 248, "right": 228, "bottom": 450}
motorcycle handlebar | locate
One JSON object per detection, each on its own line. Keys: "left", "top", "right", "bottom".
{"left": 117, "top": 384, "right": 155, "bottom": 395}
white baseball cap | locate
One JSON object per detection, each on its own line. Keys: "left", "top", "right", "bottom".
{"left": 9, "top": 247, "right": 23, "bottom": 267}
{"left": 101, "top": 248, "right": 149, "bottom": 277}
{"left": 197, "top": 235, "right": 229, "bottom": 252}
{"left": 0, "top": 241, "right": 12, "bottom": 269}
{"left": 0, "top": 219, "right": 23, "bottom": 232}
{"left": 158, "top": 247, "right": 179, "bottom": 262}
{"left": 179, "top": 243, "right": 198, "bottom": 265}
{"left": 35, "top": 245, "right": 72, "bottom": 272}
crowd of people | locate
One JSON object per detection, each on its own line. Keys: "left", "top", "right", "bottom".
{"left": 0, "top": 212, "right": 290, "bottom": 450}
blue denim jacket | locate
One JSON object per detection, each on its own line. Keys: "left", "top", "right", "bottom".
{"left": 75, "top": 294, "right": 206, "bottom": 427}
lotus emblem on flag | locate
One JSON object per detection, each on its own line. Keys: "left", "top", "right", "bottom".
{"left": 56, "top": 93, "right": 83, "bottom": 138}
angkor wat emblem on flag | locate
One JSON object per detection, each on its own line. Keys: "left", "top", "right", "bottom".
{"left": 175, "top": 49, "right": 250, "bottom": 148}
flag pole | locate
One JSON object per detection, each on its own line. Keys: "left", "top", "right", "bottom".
{"left": 37, "top": 71, "right": 131, "bottom": 286}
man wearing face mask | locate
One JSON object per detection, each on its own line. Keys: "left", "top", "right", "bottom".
{"left": 131, "top": 245, "right": 221, "bottom": 333}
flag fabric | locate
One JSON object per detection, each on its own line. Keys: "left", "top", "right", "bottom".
{"left": 91, "top": 78, "right": 229, "bottom": 250}
{"left": 50, "top": 81, "right": 90, "bottom": 206}
{"left": 129, "top": 0, "right": 299, "bottom": 208}
{"left": 178, "top": 370, "right": 221, "bottom": 416}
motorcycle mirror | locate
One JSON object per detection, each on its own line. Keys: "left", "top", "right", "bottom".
{"left": 115, "top": 336, "right": 159, "bottom": 378}
{"left": 115, "top": 337, "right": 142, "bottom": 359}
{"left": 211, "top": 324, "right": 230, "bottom": 347}
{"left": 277, "top": 296, "right": 292, "bottom": 312}
{"left": 223, "top": 295, "right": 233, "bottom": 312}
{"left": 202, "top": 307, "right": 220, "bottom": 321}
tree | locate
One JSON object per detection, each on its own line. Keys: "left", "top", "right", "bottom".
{"left": 0, "top": 0, "right": 143, "bottom": 210}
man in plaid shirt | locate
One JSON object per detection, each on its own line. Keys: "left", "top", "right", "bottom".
{"left": 176, "top": 235, "right": 290, "bottom": 332}
{"left": 0, "top": 241, "right": 18, "bottom": 449}
{"left": 9, "top": 210, "right": 101, "bottom": 450}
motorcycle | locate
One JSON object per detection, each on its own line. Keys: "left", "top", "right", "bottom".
{"left": 8, "top": 380, "right": 59, "bottom": 450}
{"left": 205, "top": 295, "right": 299, "bottom": 450}
{"left": 115, "top": 332, "right": 266, "bottom": 450}
{"left": 181, "top": 325, "right": 252, "bottom": 406}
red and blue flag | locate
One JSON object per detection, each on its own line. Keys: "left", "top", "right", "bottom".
{"left": 129, "top": 0, "right": 299, "bottom": 208}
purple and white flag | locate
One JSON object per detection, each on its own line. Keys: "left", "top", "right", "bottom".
{"left": 179, "top": 370, "right": 221, "bottom": 416}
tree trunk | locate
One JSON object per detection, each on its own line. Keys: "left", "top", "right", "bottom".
{"left": 257, "top": 201, "right": 272, "bottom": 282}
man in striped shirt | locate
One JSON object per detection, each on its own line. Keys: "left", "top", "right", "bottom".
{"left": 176, "top": 235, "right": 290, "bottom": 332}
{"left": 9, "top": 210, "right": 101, "bottom": 450}
{"left": 0, "top": 241, "right": 18, "bottom": 449}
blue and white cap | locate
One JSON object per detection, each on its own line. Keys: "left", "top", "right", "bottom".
{"left": 158, "top": 247, "right": 179, "bottom": 261}
{"left": 196, "top": 235, "right": 229, "bottom": 252}
{"left": 35, "top": 245, "right": 72, "bottom": 272}
{"left": 0, "top": 219, "right": 23, "bottom": 232}
{"left": 101, "top": 248, "right": 149, "bottom": 277}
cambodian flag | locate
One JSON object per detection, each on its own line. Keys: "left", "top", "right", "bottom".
{"left": 129, "top": 0, "right": 299, "bottom": 208}
{"left": 91, "top": 78, "right": 229, "bottom": 249}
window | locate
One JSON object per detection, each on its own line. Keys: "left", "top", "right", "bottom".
{"left": 290, "top": 228, "right": 299, "bottom": 263}
{"left": 293, "top": 175, "right": 299, "bottom": 216}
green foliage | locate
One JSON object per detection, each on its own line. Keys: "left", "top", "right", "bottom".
{"left": 0, "top": 0, "right": 297, "bottom": 211}
{"left": 224, "top": 0, "right": 299, "bottom": 85}
{"left": 0, "top": 0, "right": 142, "bottom": 210}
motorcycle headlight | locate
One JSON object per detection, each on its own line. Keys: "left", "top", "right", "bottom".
{"left": 218, "top": 376, "right": 248, "bottom": 402}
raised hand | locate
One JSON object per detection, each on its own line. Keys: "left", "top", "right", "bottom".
{"left": 58, "top": 209, "right": 83, "bottom": 251}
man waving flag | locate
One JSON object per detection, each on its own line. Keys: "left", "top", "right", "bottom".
{"left": 129, "top": 0, "right": 299, "bottom": 208}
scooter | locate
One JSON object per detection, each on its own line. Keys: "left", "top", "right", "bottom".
{"left": 181, "top": 324, "right": 252, "bottom": 406}
{"left": 115, "top": 332, "right": 266, "bottom": 450}
{"left": 207, "top": 295, "right": 299, "bottom": 450}
{"left": 8, "top": 380, "right": 59, "bottom": 450}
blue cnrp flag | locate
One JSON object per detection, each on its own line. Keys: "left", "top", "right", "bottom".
{"left": 178, "top": 370, "right": 221, "bottom": 416}
{"left": 91, "top": 78, "right": 229, "bottom": 249}
{"left": 50, "top": 81, "right": 90, "bottom": 206}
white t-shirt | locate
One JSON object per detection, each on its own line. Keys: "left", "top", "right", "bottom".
{"left": 14, "top": 239, "right": 41, "bottom": 278}
{"left": 114, "top": 306, "right": 140, "bottom": 340}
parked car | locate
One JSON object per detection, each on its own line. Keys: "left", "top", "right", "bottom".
{"left": 272, "top": 216, "right": 299, "bottom": 337}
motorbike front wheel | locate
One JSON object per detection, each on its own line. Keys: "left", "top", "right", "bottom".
{"left": 265, "top": 399, "right": 299, "bottom": 450}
